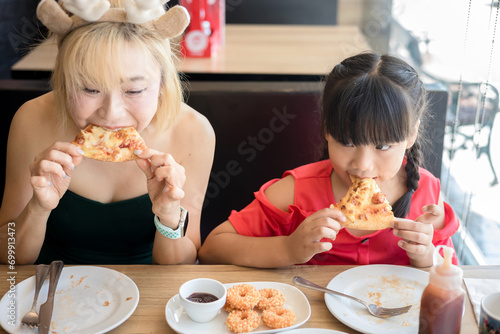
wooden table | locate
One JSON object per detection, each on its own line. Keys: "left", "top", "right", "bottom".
{"left": 1, "top": 264, "right": 495, "bottom": 333}
{"left": 11, "top": 25, "right": 371, "bottom": 80}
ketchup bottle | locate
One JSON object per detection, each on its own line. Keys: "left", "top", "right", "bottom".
{"left": 418, "top": 245, "right": 464, "bottom": 334}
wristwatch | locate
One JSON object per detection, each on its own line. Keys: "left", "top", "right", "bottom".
{"left": 154, "top": 206, "right": 189, "bottom": 239}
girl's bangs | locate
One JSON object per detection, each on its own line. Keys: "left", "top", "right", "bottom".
{"left": 327, "top": 77, "right": 412, "bottom": 146}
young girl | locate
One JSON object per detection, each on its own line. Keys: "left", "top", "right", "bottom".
{"left": 199, "top": 52, "right": 459, "bottom": 268}
{"left": 0, "top": 1, "right": 215, "bottom": 264}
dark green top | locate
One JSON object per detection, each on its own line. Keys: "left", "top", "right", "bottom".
{"left": 36, "top": 191, "right": 155, "bottom": 264}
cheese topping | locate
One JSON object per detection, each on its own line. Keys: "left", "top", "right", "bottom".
{"left": 72, "top": 125, "right": 147, "bottom": 162}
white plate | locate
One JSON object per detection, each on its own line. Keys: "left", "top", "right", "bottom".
{"left": 166, "top": 281, "right": 311, "bottom": 334}
{"left": 282, "top": 329, "right": 348, "bottom": 334}
{"left": 0, "top": 266, "right": 139, "bottom": 334}
{"left": 325, "top": 265, "right": 429, "bottom": 334}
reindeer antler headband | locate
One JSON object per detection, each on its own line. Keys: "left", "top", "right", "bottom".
{"left": 37, "top": 0, "right": 190, "bottom": 41}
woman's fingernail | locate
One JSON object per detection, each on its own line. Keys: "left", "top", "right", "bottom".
{"left": 77, "top": 149, "right": 85, "bottom": 155}
{"left": 71, "top": 163, "right": 75, "bottom": 170}
{"left": 47, "top": 181, "right": 52, "bottom": 187}
{"left": 62, "top": 172, "right": 67, "bottom": 178}
{"left": 134, "top": 150, "right": 142, "bottom": 155}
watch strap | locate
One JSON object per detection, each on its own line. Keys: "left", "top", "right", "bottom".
{"left": 154, "top": 206, "right": 188, "bottom": 239}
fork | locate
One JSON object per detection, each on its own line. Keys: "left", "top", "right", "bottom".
{"left": 21, "top": 264, "right": 50, "bottom": 328}
{"left": 292, "top": 276, "right": 412, "bottom": 318}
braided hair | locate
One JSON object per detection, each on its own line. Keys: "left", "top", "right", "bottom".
{"left": 321, "top": 52, "right": 428, "bottom": 218}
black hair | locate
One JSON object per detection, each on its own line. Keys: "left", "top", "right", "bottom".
{"left": 321, "top": 52, "right": 428, "bottom": 218}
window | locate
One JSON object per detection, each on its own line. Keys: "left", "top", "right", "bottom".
{"left": 387, "top": 0, "right": 500, "bottom": 264}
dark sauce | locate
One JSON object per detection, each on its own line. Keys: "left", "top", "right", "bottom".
{"left": 187, "top": 292, "right": 219, "bottom": 303}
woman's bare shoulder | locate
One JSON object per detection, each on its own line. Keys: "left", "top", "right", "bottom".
{"left": 180, "top": 102, "right": 214, "bottom": 134}
{"left": 13, "top": 92, "right": 55, "bottom": 126}
{"left": 175, "top": 102, "right": 215, "bottom": 145}
{"left": 10, "top": 92, "right": 59, "bottom": 145}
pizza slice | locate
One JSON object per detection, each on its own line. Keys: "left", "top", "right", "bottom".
{"left": 330, "top": 175, "right": 394, "bottom": 230}
{"left": 71, "top": 124, "right": 147, "bottom": 162}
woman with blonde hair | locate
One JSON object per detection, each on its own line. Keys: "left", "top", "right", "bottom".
{"left": 0, "top": 0, "right": 215, "bottom": 264}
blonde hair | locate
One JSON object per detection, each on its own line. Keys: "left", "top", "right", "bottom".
{"left": 52, "top": 21, "right": 183, "bottom": 132}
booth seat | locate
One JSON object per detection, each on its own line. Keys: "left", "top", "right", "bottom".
{"left": 0, "top": 80, "right": 447, "bottom": 242}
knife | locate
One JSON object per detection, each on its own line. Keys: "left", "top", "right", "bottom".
{"left": 38, "top": 260, "right": 64, "bottom": 334}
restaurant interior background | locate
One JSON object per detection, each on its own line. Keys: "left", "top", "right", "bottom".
{"left": 0, "top": 0, "right": 499, "bottom": 265}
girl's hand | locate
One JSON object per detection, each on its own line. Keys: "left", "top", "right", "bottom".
{"left": 393, "top": 205, "right": 443, "bottom": 266}
{"left": 29, "top": 142, "right": 83, "bottom": 211}
{"left": 135, "top": 149, "right": 186, "bottom": 229}
{"left": 286, "top": 208, "right": 344, "bottom": 264}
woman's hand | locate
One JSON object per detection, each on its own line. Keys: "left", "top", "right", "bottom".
{"left": 393, "top": 204, "right": 443, "bottom": 267}
{"left": 29, "top": 142, "right": 83, "bottom": 211}
{"left": 286, "top": 208, "right": 344, "bottom": 264}
{"left": 135, "top": 149, "right": 186, "bottom": 229}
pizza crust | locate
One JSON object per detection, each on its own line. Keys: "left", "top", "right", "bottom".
{"left": 331, "top": 175, "right": 394, "bottom": 230}
{"left": 72, "top": 124, "right": 147, "bottom": 162}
